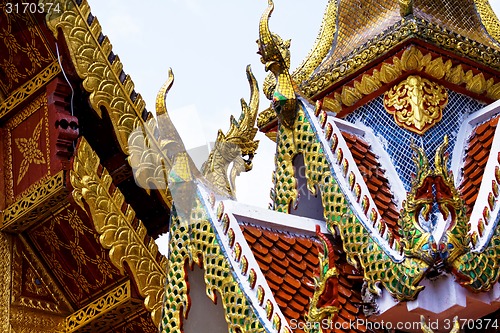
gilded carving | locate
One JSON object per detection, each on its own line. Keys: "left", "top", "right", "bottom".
{"left": 258, "top": 0, "right": 296, "bottom": 128}
{"left": 1, "top": 171, "right": 68, "bottom": 233}
{"left": 260, "top": 43, "right": 500, "bottom": 129}
{"left": 0, "top": 60, "right": 61, "bottom": 120}
{"left": 66, "top": 281, "right": 136, "bottom": 332}
{"left": 41, "top": 0, "right": 145, "bottom": 155}
{"left": 329, "top": 46, "right": 497, "bottom": 116}
{"left": 203, "top": 65, "right": 259, "bottom": 197}
{"left": 70, "top": 137, "right": 167, "bottom": 327}
{"left": 384, "top": 75, "right": 448, "bottom": 135}
{"left": 15, "top": 118, "right": 47, "bottom": 184}
{"left": 11, "top": 236, "right": 73, "bottom": 314}
{"left": 302, "top": 19, "right": 500, "bottom": 99}
{"left": 259, "top": 0, "right": 337, "bottom": 127}
{"left": 4, "top": 93, "right": 50, "bottom": 203}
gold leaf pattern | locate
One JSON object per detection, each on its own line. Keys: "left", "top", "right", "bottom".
{"left": 14, "top": 118, "right": 46, "bottom": 185}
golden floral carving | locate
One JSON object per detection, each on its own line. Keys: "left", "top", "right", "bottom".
{"left": 15, "top": 118, "right": 46, "bottom": 185}
{"left": 384, "top": 75, "right": 448, "bottom": 134}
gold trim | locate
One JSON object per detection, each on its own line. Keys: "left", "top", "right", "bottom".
{"left": 1, "top": 171, "right": 67, "bottom": 233}
{"left": 0, "top": 60, "right": 61, "bottom": 120}
{"left": 66, "top": 281, "right": 136, "bottom": 332}
{"left": 302, "top": 19, "right": 500, "bottom": 98}
{"left": 70, "top": 137, "right": 167, "bottom": 327}
{"left": 12, "top": 236, "right": 73, "bottom": 314}
{"left": 0, "top": 232, "right": 12, "bottom": 333}
{"left": 325, "top": 46, "right": 500, "bottom": 113}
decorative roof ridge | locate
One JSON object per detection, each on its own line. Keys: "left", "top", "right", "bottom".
{"left": 70, "top": 137, "right": 167, "bottom": 327}
{"left": 302, "top": 17, "right": 500, "bottom": 99}
{"left": 306, "top": 99, "right": 404, "bottom": 259}
{"left": 202, "top": 191, "right": 293, "bottom": 333}
{"left": 451, "top": 100, "right": 500, "bottom": 182}
{"left": 332, "top": 117, "right": 366, "bottom": 136}
{"left": 475, "top": 0, "right": 500, "bottom": 44}
{"left": 239, "top": 221, "right": 319, "bottom": 242}
{"left": 224, "top": 200, "right": 328, "bottom": 237}
{"left": 42, "top": 0, "right": 151, "bottom": 155}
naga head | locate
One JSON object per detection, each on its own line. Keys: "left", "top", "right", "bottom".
{"left": 401, "top": 136, "right": 469, "bottom": 269}
{"left": 257, "top": 0, "right": 297, "bottom": 128}
{"left": 257, "top": 0, "right": 291, "bottom": 77}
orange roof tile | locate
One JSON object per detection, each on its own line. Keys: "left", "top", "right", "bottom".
{"left": 341, "top": 131, "right": 401, "bottom": 238}
{"left": 241, "top": 224, "right": 378, "bottom": 333}
{"left": 459, "top": 116, "right": 500, "bottom": 216}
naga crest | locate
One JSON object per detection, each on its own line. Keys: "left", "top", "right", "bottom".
{"left": 399, "top": 136, "right": 469, "bottom": 272}
{"left": 261, "top": 33, "right": 291, "bottom": 100}
{"left": 257, "top": 0, "right": 297, "bottom": 128}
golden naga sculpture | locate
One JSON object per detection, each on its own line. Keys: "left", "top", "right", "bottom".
{"left": 384, "top": 75, "right": 448, "bottom": 135}
{"left": 258, "top": 0, "right": 297, "bottom": 128}
{"left": 202, "top": 65, "right": 260, "bottom": 198}
{"left": 129, "top": 66, "right": 259, "bottom": 203}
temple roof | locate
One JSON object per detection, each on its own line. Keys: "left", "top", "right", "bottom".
{"left": 302, "top": 0, "right": 500, "bottom": 98}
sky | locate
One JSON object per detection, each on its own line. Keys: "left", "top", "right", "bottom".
{"left": 87, "top": 0, "right": 500, "bottom": 210}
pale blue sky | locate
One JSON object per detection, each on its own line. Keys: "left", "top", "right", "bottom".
{"left": 88, "top": 0, "right": 500, "bottom": 208}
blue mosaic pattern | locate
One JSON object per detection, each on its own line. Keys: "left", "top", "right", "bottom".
{"left": 345, "top": 91, "right": 485, "bottom": 190}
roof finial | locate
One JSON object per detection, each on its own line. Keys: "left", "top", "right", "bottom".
{"left": 399, "top": 0, "right": 413, "bottom": 17}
